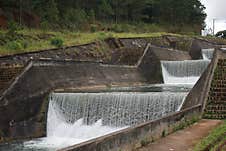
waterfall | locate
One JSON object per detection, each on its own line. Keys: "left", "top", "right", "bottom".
{"left": 202, "top": 48, "right": 214, "bottom": 60}
{"left": 17, "top": 92, "right": 188, "bottom": 149}
{"left": 161, "top": 60, "right": 210, "bottom": 84}
{"left": 29, "top": 92, "right": 185, "bottom": 149}
{"left": 48, "top": 92, "right": 187, "bottom": 128}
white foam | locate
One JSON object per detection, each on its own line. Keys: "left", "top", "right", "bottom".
{"left": 24, "top": 119, "right": 126, "bottom": 150}
{"left": 24, "top": 92, "right": 186, "bottom": 150}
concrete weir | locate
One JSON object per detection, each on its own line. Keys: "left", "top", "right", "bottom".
{"left": 0, "top": 37, "right": 225, "bottom": 151}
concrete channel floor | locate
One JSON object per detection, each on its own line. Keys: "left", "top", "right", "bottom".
{"left": 138, "top": 119, "right": 223, "bottom": 151}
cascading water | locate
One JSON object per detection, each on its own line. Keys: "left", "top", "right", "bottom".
{"left": 202, "top": 48, "right": 214, "bottom": 60}
{"left": 1, "top": 47, "right": 212, "bottom": 151}
{"left": 48, "top": 92, "right": 187, "bottom": 127}
{"left": 21, "top": 92, "right": 187, "bottom": 150}
{"left": 161, "top": 60, "right": 210, "bottom": 84}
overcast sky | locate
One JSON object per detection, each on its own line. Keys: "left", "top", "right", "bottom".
{"left": 201, "top": 0, "right": 226, "bottom": 34}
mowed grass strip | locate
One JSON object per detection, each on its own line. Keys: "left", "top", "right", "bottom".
{"left": 0, "top": 29, "right": 174, "bottom": 56}
{"left": 194, "top": 120, "right": 226, "bottom": 151}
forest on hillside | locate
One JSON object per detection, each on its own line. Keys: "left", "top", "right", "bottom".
{"left": 0, "top": 0, "right": 206, "bottom": 32}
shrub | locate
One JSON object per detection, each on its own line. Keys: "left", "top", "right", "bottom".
{"left": 90, "top": 24, "right": 98, "bottom": 32}
{"left": 111, "top": 24, "right": 123, "bottom": 33}
{"left": 21, "top": 41, "right": 29, "bottom": 49}
{"left": 7, "top": 21, "right": 20, "bottom": 35}
{"left": 6, "top": 41, "right": 23, "bottom": 50}
{"left": 140, "top": 138, "right": 150, "bottom": 147}
{"left": 40, "top": 21, "right": 50, "bottom": 31}
{"left": 97, "top": 32, "right": 107, "bottom": 40}
{"left": 50, "top": 37, "right": 64, "bottom": 47}
{"left": 162, "top": 130, "right": 166, "bottom": 137}
{"left": 63, "top": 8, "right": 88, "bottom": 26}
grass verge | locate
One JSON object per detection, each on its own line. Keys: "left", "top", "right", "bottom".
{"left": 194, "top": 120, "right": 226, "bottom": 151}
{"left": 0, "top": 29, "right": 173, "bottom": 56}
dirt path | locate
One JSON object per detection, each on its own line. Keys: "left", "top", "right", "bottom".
{"left": 138, "top": 119, "right": 223, "bottom": 151}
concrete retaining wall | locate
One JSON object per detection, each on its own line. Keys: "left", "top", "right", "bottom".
{"left": 60, "top": 105, "right": 201, "bottom": 151}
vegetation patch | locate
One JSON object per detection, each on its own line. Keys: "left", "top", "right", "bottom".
{"left": 140, "top": 138, "right": 151, "bottom": 147}
{"left": 194, "top": 121, "right": 226, "bottom": 151}
{"left": 0, "top": 29, "right": 170, "bottom": 56}
{"left": 173, "top": 116, "right": 200, "bottom": 132}
{"left": 50, "top": 37, "right": 64, "bottom": 48}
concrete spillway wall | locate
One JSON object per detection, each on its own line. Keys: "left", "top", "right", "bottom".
{"left": 0, "top": 37, "right": 225, "bottom": 146}
{"left": 0, "top": 42, "right": 193, "bottom": 142}
{"left": 0, "top": 60, "right": 145, "bottom": 140}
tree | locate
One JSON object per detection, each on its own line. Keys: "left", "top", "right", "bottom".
{"left": 97, "top": 0, "right": 114, "bottom": 21}
{"left": 32, "top": 0, "right": 59, "bottom": 23}
{"left": 0, "top": 0, "right": 207, "bottom": 32}
{"left": 216, "top": 30, "right": 226, "bottom": 39}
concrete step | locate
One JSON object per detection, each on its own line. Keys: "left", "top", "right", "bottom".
{"left": 0, "top": 66, "right": 24, "bottom": 93}
{"left": 203, "top": 114, "right": 226, "bottom": 119}
{"left": 209, "top": 88, "right": 226, "bottom": 92}
{"left": 207, "top": 100, "right": 226, "bottom": 105}
{"left": 207, "top": 92, "right": 226, "bottom": 97}
{"left": 206, "top": 105, "right": 226, "bottom": 110}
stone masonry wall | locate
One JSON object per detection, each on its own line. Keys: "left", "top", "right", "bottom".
{"left": 204, "top": 59, "right": 226, "bottom": 119}
{"left": 0, "top": 64, "right": 24, "bottom": 94}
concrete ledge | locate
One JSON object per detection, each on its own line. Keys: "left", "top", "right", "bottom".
{"left": 60, "top": 105, "right": 202, "bottom": 151}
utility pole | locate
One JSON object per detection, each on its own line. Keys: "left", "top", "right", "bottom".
{"left": 212, "top": 18, "right": 215, "bottom": 36}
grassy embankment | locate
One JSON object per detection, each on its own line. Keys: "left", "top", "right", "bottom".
{"left": 0, "top": 29, "right": 172, "bottom": 56}
{"left": 0, "top": 27, "right": 225, "bottom": 56}
{"left": 2, "top": 23, "right": 204, "bottom": 56}
{"left": 194, "top": 120, "right": 226, "bottom": 151}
